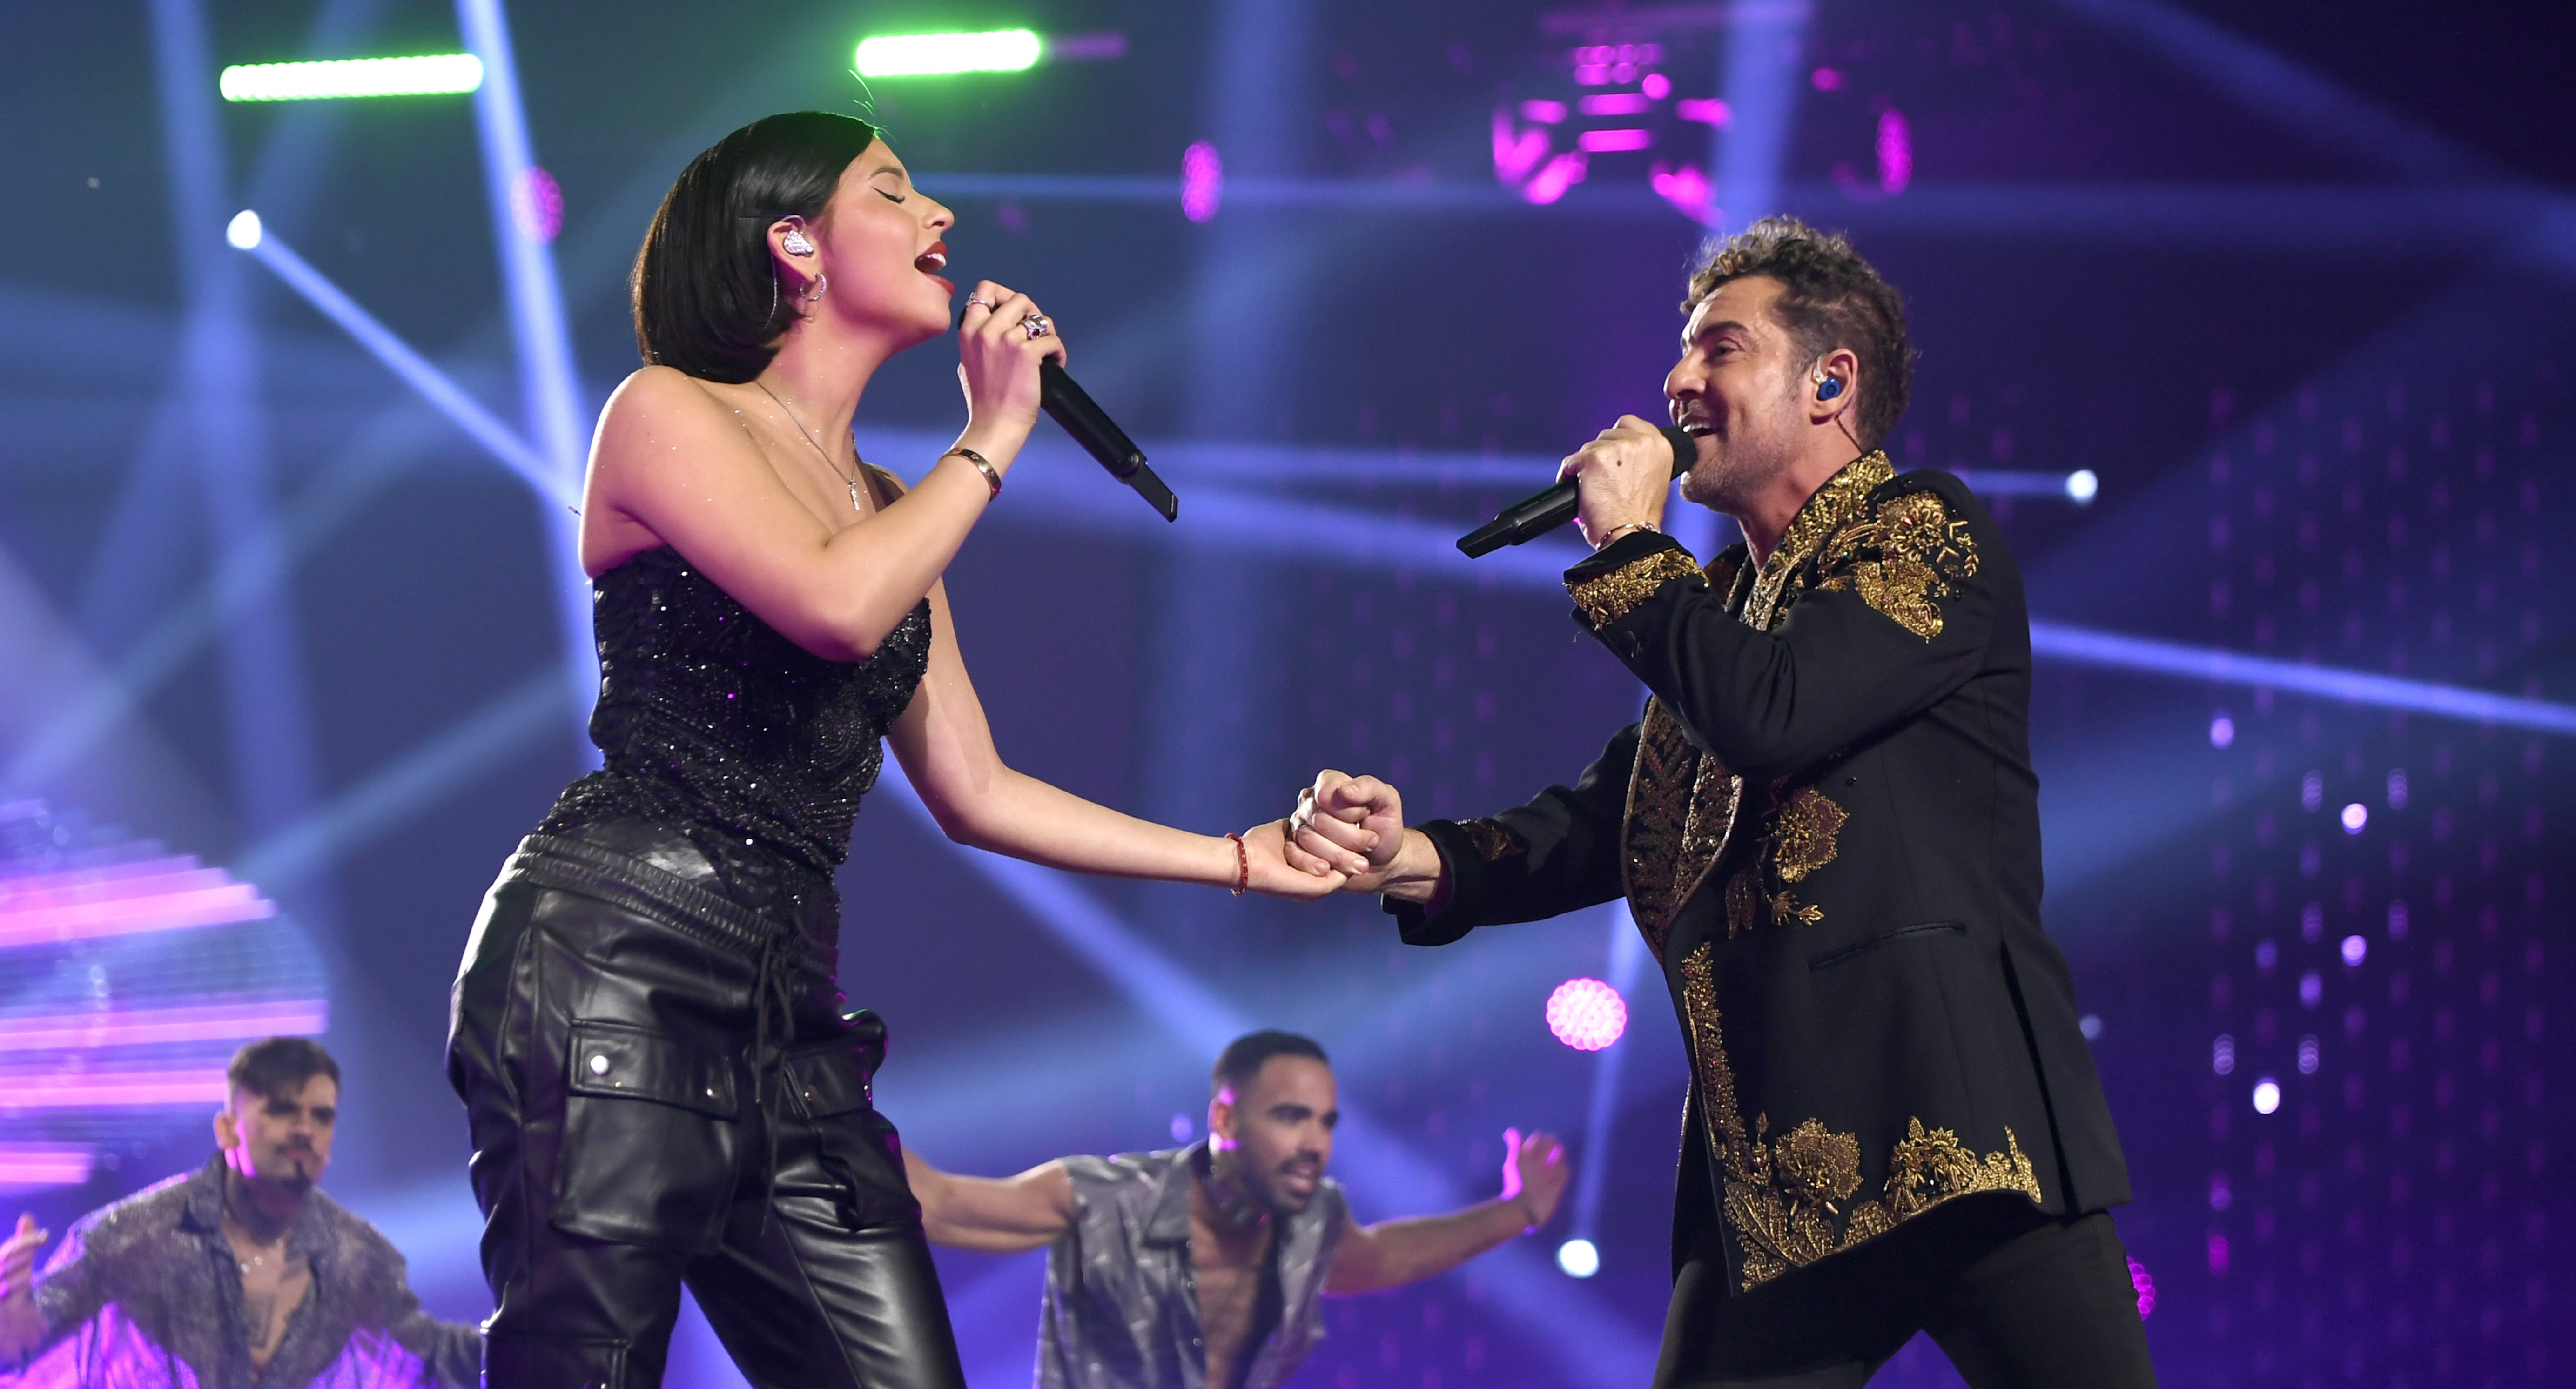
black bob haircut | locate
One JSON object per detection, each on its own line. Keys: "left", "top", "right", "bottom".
{"left": 227, "top": 1037, "right": 341, "bottom": 1104}
{"left": 1212, "top": 1030, "right": 1330, "bottom": 1097}
{"left": 633, "top": 111, "right": 885, "bottom": 383}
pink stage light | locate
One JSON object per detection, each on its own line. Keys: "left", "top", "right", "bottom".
{"left": 1641, "top": 72, "right": 1671, "bottom": 100}
{"left": 0, "top": 864, "right": 272, "bottom": 948}
{"left": 510, "top": 165, "right": 563, "bottom": 244}
{"left": 0, "top": 999, "right": 329, "bottom": 1051}
{"left": 1577, "top": 128, "right": 1651, "bottom": 154}
{"left": 1650, "top": 161, "right": 1718, "bottom": 226}
{"left": 0, "top": 1069, "right": 230, "bottom": 1108}
{"left": 1180, "top": 141, "right": 1222, "bottom": 223}
{"left": 1492, "top": 110, "right": 1549, "bottom": 186}
{"left": 1675, "top": 98, "right": 1730, "bottom": 126}
{"left": 0, "top": 1145, "right": 95, "bottom": 1188}
{"left": 1810, "top": 66, "right": 1843, "bottom": 91}
{"left": 1546, "top": 977, "right": 1628, "bottom": 1051}
{"left": 1578, "top": 93, "right": 1653, "bottom": 117}
{"left": 1519, "top": 99, "right": 1567, "bottom": 125}
{"left": 1876, "top": 109, "right": 1912, "bottom": 195}
{"left": 2127, "top": 1256, "right": 2157, "bottom": 1317}
{"left": 1517, "top": 152, "right": 1587, "bottom": 205}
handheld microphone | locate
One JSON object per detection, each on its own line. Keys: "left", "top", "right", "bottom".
{"left": 1039, "top": 360, "right": 1177, "bottom": 522}
{"left": 1457, "top": 424, "right": 1703, "bottom": 557}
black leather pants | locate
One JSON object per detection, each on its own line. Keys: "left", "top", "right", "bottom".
{"left": 446, "top": 822, "right": 966, "bottom": 1389}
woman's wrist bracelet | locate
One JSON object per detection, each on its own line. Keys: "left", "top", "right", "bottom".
{"left": 944, "top": 446, "right": 1002, "bottom": 497}
{"left": 1224, "top": 832, "right": 1249, "bottom": 897}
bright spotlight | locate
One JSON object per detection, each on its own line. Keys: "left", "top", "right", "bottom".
{"left": 2340, "top": 802, "right": 2368, "bottom": 834}
{"left": 1545, "top": 977, "right": 1628, "bottom": 1051}
{"left": 2341, "top": 934, "right": 2367, "bottom": 967}
{"left": 2251, "top": 1078, "right": 2280, "bottom": 1115}
{"left": 2065, "top": 469, "right": 2099, "bottom": 503}
{"left": 1555, "top": 1238, "right": 1600, "bottom": 1278}
{"left": 855, "top": 29, "right": 1042, "bottom": 77}
{"left": 218, "top": 54, "right": 484, "bottom": 102}
{"left": 225, "top": 210, "right": 263, "bottom": 250}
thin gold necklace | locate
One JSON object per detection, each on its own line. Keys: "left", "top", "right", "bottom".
{"left": 753, "top": 378, "right": 864, "bottom": 512}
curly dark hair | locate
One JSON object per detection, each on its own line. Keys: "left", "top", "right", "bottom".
{"left": 1684, "top": 216, "right": 1914, "bottom": 450}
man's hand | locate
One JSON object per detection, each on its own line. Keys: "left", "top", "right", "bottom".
{"left": 0, "top": 1213, "right": 48, "bottom": 1360}
{"left": 1556, "top": 414, "right": 1675, "bottom": 549}
{"left": 1498, "top": 1129, "right": 1571, "bottom": 1231}
{"left": 1284, "top": 770, "right": 1452, "bottom": 904}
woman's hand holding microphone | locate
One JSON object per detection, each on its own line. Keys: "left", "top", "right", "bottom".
{"left": 947, "top": 281, "right": 1065, "bottom": 495}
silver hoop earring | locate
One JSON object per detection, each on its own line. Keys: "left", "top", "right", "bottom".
{"left": 801, "top": 273, "right": 828, "bottom": 303}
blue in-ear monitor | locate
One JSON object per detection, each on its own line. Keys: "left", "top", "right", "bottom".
{"left": 1817, "top": 376, "right": 1845, "bottom": 401}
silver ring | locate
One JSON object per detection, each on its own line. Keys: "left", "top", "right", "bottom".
{"left": 964, "top": 295, "right": 991, "bottom": 310}
{"left": 1020, "top": 312, "right": 1053, "bottom": 341}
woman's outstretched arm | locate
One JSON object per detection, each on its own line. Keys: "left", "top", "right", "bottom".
{"left": 885, "top": 583, "right": 1339, "bottom": 898}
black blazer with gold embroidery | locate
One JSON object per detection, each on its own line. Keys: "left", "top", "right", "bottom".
{"left": 1388, "top": 455, "right": 2130, "bottom": 1297}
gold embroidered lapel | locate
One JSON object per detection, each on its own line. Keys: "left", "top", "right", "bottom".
{"left": 1620, "top": 455, "right": 1893, "bottom": 957}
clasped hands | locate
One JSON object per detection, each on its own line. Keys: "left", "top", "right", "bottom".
{"left": 1231, "top": 774, "right": 1422, "bottom": 902}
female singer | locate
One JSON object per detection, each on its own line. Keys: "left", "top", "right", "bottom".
{"left": 446, "top": 111, "right": 1337, "bottom": 1389}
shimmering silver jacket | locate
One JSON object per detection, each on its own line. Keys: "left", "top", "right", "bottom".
{"left": 21, "top": 1157, "right": 478, "bottom": 1388}
{"left": 1037, "top": 1143, "right": 1347, "bottom": 1389}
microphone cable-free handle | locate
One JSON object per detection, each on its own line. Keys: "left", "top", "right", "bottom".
{"left": 1039, "top": 359, "right": 1177, "bottom": 522}
{"left": 1457, "top": 425, "right": 1701, "bottom": 557}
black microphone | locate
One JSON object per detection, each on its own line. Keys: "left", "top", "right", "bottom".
{"left": 1040, "top": 360, "right": 1177, "bottom": 522}
{"left": 1457, "top": 424, "right": 1703, "bottom": 557}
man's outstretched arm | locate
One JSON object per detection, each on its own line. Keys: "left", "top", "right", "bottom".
{"left": 901, "top": 1147, "right": 1078, "bottom": 1254}
{"left": 1322, "top": 1130, "right": 1570, "bottom": 1295}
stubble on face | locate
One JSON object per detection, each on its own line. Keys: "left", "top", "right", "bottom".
{"left": 1669, "top": 278, "right": 1809, "bottom": 516}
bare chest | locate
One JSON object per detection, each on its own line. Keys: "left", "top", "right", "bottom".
{"left": 1190, "top": 1218, "right": 1274, "bottom": 1389}
{"left": 231, "top": 1251, "right": 314, "bottom": 1370}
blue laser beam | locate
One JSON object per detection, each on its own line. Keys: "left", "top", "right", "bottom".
{"left": 231, "top": 220, "right": 562, "bottom": 501}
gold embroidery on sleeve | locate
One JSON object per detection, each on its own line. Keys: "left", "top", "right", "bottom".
{"left": 1455, "top": 818, "right": 1527, "bottom": 863}
{"left": 1678, "top": 943, "right": 2045, "bottom": 1293}
{"left": 1567, "top": 547, "right": 1707, "bottom": 629}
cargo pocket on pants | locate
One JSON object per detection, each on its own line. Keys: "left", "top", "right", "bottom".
{"left": 782, "top": 1015, "right": 915, "bottom": 1231}
{"left": 551, "top": 1019, "right": 742, "bottom": 1249}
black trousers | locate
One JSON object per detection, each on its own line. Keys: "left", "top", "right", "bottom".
{"left": 446, "top": 823, "right": 966, "bottom": 1389}
{"left": 1655, "top": 1195, "right": 2159, "bottom": 1388}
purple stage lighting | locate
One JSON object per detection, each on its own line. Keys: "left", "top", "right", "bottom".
{"left": 1675, "top": 97, "right": 1729, "bottom": 125}
{"left": 510, "top": 165, "right": 562, "bottom": 243}
{"left": 1875, "top": 108, "right": 1912, "bottom": 194}
{"left": 2208, "top": 711, "right": 2235, "bottom": 747}
{"left": 2339, "top": 802, "right": 2367, "bottom": 833}
{"left": 2126, "top": 1256, "right": 2156, "bottom": 1319}
{"left": 1810, "top": 67, "right": 1843, "bottom": 91}
{"left": 1181, "top": 141, "right": 1222, "bottom": 223}
{"left": 1650, "top": 161, "right": 1717, "bottom": 226}
{"left": 2251, "top": 1077, "right": 2280, "bottom": 1114}
{"left": 1546, "top": 977, "right": 1628, "bottom": 1051}
{"left": 1577, "top": 128, "right": 1652, "bottom": 153}
{"left": 0, "top": 1145, "right": 96, "bottom": 1190}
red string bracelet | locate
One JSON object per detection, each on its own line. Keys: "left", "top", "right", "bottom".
{"left": 1224, "top": 832, "right": 1248, "bottom": 897}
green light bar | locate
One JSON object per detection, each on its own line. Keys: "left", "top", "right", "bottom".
{"left": 854, "top": 29, "right": 1041, "bottom": 77}
{"left": 218, "top": 54, "right": 484, "bottom": 102}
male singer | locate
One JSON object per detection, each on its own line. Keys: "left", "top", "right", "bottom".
{"left": 1287, "top": 217, "right": 2156, "bottom": 1387}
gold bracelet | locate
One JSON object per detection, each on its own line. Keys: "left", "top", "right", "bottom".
{"left": 944, "top": 446, "right": 1002, "bottom": 497}
{"left": 1594, "top": 520, "right": 1657, "bottom": 549}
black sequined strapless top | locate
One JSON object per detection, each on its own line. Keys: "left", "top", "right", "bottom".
{"left": 538, "top": 545, "right": 933, "bottom": 907}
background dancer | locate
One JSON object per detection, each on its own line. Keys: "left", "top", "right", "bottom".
{"left": 0, "top": 1039, "right": 478, "bottom": 1387}
{"left": 901, "top": 1030, "right": 1570, "bottom": 1389}
{"left": 446, "top": 111, "right": 1336, "bottom": 1389}
{"left": 1288, "top": 218, "right": 2157, "bottom": 1387}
